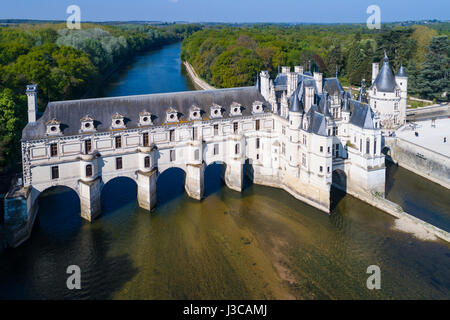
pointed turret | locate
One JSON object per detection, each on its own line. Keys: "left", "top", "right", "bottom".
{"left": 396, "top": 65, "right": 407, "bottom": 78}
{"left": 372, "top": 53, "right": 397, "bottom": 92}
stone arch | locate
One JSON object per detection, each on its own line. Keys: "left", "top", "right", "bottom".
{"left": 34, "top": 185, "right": 82, "bottom": 239}
{"left": 101, "top": 176, "right": 138, "bottom": 215}
{"left": 204, "top": 161, "right": 227, "bottom": 197}
{"left": 332, "top": 169, "right": 347, "bottom": 192}
{"left": 156, "top": 166, "right": 187, "bottom": 206}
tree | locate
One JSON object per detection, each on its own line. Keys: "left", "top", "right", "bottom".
{"left": 417, "top": 36, "right": 449, "bottom": 102}
{"left": 0, "top": 88, "right": 25, "bottom": 172}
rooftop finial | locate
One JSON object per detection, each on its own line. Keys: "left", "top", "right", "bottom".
{"left": 383, "top": 50, "right": 389, "bottom": 63}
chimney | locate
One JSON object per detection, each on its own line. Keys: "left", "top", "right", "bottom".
{"left": 294, "top": 66, "right": 304, "bottom": 74}
{"left": 281, "top": 66, "right": 290, "bottom": 74}
{"left": 26, "top": 84, "right": 38, "bottom": 123}
{"left": 372, "top": 62, "right": 379, "bottom": 84}
{"left": 313, "top": 72, "right": 323, "bottom": 94}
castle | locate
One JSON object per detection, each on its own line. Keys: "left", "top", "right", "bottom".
{"left": 4, "top": 54, "right": 406, "bottom": 247}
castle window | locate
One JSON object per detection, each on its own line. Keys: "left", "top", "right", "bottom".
{"left": 46, "top": 119, "right": 62, "bottom": 136}
{"left": 50, "top": 143, "right": 58, "bottom": 157}
{"left": 233, "top": 122, "right": 238, "bottom": 134}
{"left": 190, "top": 106, "right": 202, "bottom": 121}
{"left": 374, "top": 88, "right": 377, "bottom": 95}
{"left": 374, "top": 101, "right": 377, "bottom": 108}
{"left": 210, "top": 104, "right": 223, "bottom": 119}
{"left": 256, "top": 119, "right": 260, "bottom": 131}
{"left": 170, "top": 130, "right": 175, "bottom": 142}
{"left": 252, "top": 101, "right": 264, "bottom": 114}
{"left": 214, "top": 144, "right": 219, "bottom": 155}
{"left": 166, "top": 108, "right": 179, "bottom": 123}
{"left": 170, "top": 150, "right": 176, "bottom": 162}
{"left": 366, "top": 139, "right": 370, "bottom": 154}
{"left": 194, "top": 149, "right": 199, "bottom": 161}
{"left": 86, "top": 164, "right": 93, "bottom": 177}
{"left": 51, "top": 166, "right": 59, "bottom": 180}
{"left": 256, "top": 138, "right": 260, "bottom": 149}
{"left": 374, "top": 138, "right": 377, "bottom": 154}
{"left": 115, "top": 136, "right": 122, "bottom": 149}
{"left": 394, "top": 102, "right": 398, "bottom": 111}
{"left": 214, "top": 124, "right": 219, "bottom": 136}
{"left": 139, "top": 111, "right": 153, "bottom": 126}
{"left": 235, "top": 143, "right": 240, "bottom": 155}
{"left": 192, "top": 127, "right": 198, "bottom": 140}
{"left": 111, "top": 113, "right": 125, "bottom": 129}
{"left": 230, "top": 102, "right": 242, "bottom": 116}
{"left": 144, "top": 156, "right": 150, "bottom": 168}
{"left": 116, "top": 157, "right": 123, "bottom": 170}
{"left": 282, "top": 143, "right": 285, "bottom": 155}
{"left": 327, "top": 146, "right": 330, "bottom": 153}
{"left": 84, "top": 139, "right": 92, "bottom": 154}
{"left": 302, "top": 153, "right": 306, "bottom": 166}
{"left": 360, "top": 139, "right": 362, "bottom": 152}
{"left": 396, "top": 89, "right": 400, "bottom": 97}
{"left": 80, "top": 115, "right": 95, "bottom": 133}
{"left": 320, "top": 146, "right": 323, "bottom": 153}
{"left": 320, "top": 166, "right": 323, "bottom": 173}
{"left": 143, "top": 133, "right": 149, "bottom": 147}
{"left": 327, "top": 167, "right": 330, "bottom": 173}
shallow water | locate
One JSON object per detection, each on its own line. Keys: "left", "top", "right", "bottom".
{"left": 0, "top": 43, "right": 449, "bottom": 300}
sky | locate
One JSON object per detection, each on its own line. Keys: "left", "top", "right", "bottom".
{"left": 1, "top": 0, "right": 449, "bottom": 23}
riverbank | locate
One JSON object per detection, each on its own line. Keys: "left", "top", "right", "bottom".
{"left": 346, "top": 188, "right": 450, "bottom": 243}
{"left": 183, "top": 61, "right": 216, "bottom": 90}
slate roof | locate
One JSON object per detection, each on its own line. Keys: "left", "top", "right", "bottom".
{"left": 349, "top": 99, "right": 375, "bottom": 129}
{"left": 397, "top": 65, "right": 407, "bottom": 77}
{"left": 371, "top": 54, "right": 397, "bottom": 92}
{"left": 22, "top": 87, "right": 266, "bottom": 141}
{"left": 323, "top": 78, "right": 344, "bottom": 96}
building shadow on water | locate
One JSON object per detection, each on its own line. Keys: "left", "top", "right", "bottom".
{"left": 243, "top": 159, "right": 254, "bottom": 191}
{"left": 204, "top": 162, "right": 226, "bottom": 197}
{"left": 156, "top": 167, "right": 186, "bottom": 207}
{"left": 0, "top": 186, "right": 138, "bottom": 299}
{"left": 101, "top": 177, "right": 138, "bottom": 217}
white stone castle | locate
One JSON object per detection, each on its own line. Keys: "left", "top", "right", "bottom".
{"left": 4, "top": 53, "right": 407, "bottom": 247}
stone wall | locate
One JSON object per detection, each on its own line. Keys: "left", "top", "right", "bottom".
{"left": 385, "top": 137, "right": 450, "bottom": 189}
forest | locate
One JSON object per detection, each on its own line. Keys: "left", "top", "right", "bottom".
{"left": 181, "top": 23, "right": 449, "bottom": 102}
{"left": 0, "top": 22, "right": 201, "bottom": 174}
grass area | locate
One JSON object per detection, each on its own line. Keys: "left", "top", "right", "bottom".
{"left": 407, "top": 98, "right": 433, "bottom": 109}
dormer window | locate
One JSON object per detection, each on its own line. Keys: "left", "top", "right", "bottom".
{"left": 111, "top": 112, "right": 126, "bottom": 129}
{"left": 210, "top": 104, "right": 223, "bottom": 119}
{"left": 45, "top": 119, "right": 62, "bottom": 136}
{"left": 190, "top": 105, "right": 202, "bottom": 121}
{"left": 166, "top": 107, "right": 179, "bottom": 123}
{"left": 230, "top": 102, "right": 242, "bottom": 117}
{"left": 252, "top": 101, "right": 264, "bottom": 114}
{"left": 139, "top": 110, "right": 153, "bottom": 126}
{"left": 80, "top": 115, "right": 95, "bottom": 133}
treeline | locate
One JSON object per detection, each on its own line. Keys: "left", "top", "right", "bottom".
{"left": 181, "top": 23, "right": 449, "bottom": 101}
{"left": 0, "top": 23, "right": 201, "bottom": 173}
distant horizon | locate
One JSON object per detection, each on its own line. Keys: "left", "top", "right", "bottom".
{"left": 1, "top": 18, "right": 448, "bottom": 25}
{"left": 1, "top": 0, "right": 449, "bottom": 24}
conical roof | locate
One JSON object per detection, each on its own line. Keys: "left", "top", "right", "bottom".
{"left": 372, "top": 53, "right": 397, "bottom": 92}
{"left": 290, "top": 91, "right": 303, "bottom": 112}
{"left": 397, "top": 65, "right": 407, "bottom": 78}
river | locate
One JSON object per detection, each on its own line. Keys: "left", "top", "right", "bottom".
{"left": 0, "top": 42, "right": 449, "bottom": 300}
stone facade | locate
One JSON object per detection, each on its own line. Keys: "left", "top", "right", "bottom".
{"left": 368, "top": 53, "right": 408, "bottom": 132}
{"left": 4, "top": 66, "right": 388, "bottom": 247}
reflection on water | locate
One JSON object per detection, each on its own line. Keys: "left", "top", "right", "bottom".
{"left": 1, "top": 42, "right": 449, "bottom": 300}
{"left": 386, "top": 162, "right": 450, "bottom": 232}
{"left": 0, "top": 163, "right": 449, "bottom": 299}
